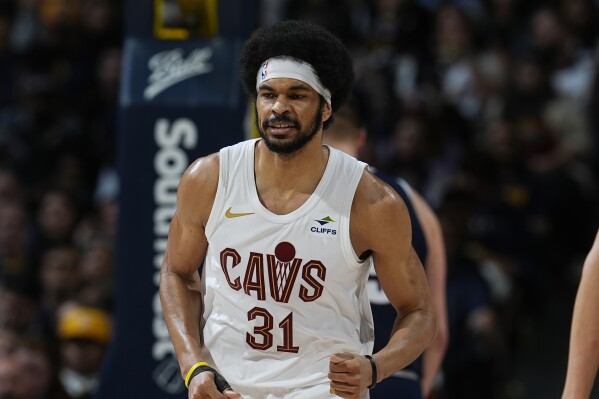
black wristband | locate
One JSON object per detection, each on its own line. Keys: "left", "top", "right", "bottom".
{"left": 187, "top": 365, "right": 232, "bottom": 392}
{"left": 364, "top": 355, "right": 377, "bottom": 389}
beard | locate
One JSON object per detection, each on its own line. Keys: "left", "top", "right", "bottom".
{"left": 257, "top": 103, "right": 323, "bottom": 154}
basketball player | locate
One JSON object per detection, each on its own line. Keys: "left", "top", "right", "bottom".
{"left": 562, "top": 228, "right": 599, "bottom": 399}
{"left": 323, "top": 104, "right": 448, "bottom": 399}
{"left": 160, "top": 20, "right": 437, "bottom": 399}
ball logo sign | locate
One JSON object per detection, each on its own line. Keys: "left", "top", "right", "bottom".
{"left": 144, "top": 47, "right": 214, "bottom": 100}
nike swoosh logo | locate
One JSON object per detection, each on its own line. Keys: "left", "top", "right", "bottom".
{"left": 225, "top": 207, "right": 255, "bottom": 218}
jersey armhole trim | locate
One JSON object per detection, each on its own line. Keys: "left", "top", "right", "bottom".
{"left": 341, "top": 163, "right": 368, "bottom": 269}
{"left": 396, "top": 177, "right": 413, "bottom": 199}
{"left": 204, "top": 148, "right": 228, "bottom": 239}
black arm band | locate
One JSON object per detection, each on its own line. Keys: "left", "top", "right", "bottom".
{"left": 187, "top": 365, "right": 232, "bottom": 392}
{"left": 365, "top": 355, "right": 377, "bottom": 389}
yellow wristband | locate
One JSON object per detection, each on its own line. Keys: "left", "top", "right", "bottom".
{"left": 184, "top": 361, "right": 210, "bottom": 388}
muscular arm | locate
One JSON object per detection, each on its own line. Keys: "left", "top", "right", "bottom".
{"left": 411, "top": 190, "right": 448, "bottom": 397}
{"left": 353, "top": 171, "right": 437, "bottom": 382}
{"left": 562, "top": 229, "right": 599, "bottom": 399}
{"left": 159, "top": 154, "right": 219, "bottom": 379}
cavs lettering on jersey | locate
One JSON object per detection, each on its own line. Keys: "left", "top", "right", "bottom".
{"left": 200, "top": 139, "right": 374, "bottom": 399}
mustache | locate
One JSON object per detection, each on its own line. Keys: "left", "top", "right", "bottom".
{"left": 262, "top": 114, "right": 300, "bottom": 129}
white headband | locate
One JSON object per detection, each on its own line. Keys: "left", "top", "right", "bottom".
{"left": 256, "top": 57, "right": 332, "bottom": 105}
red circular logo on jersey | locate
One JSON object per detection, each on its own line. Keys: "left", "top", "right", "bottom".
{"left": 275, "top": 242, "right": 295, "bottom": 262}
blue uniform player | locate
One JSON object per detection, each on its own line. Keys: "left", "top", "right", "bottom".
{"left": 324, "top": 103, "right": 448, "bottom": 398}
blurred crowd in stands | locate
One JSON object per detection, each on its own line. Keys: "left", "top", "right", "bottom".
{"left": 0, "top": 0, "right": 597, "bottom": 398}
{"left": 0, "top": 0, "right": 120, "bottom": 397}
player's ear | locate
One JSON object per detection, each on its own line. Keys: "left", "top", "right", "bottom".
{"left": 322, "top": 101, "right": 332, "bottom": 123}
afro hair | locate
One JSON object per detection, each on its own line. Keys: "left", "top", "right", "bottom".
{"left": 239, "top": 20, "right": 355, "bottom": 115}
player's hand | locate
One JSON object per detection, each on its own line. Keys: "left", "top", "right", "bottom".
{"left": 328, "top": 352, "right": 372, "bottom": 398}
{"left": 188, "top": 371, "right": 241, "bottom": 399}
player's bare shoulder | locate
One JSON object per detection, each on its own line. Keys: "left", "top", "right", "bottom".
{"left": 353, "top": 169, "right": 408, "bottom": 213}
{"left": 176, "top": 152, "right": 220, "bottom": 226}
{"left": 351, "top": 169, "right": 411, "bottom": 254}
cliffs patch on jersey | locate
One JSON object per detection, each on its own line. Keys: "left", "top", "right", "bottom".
{"left": 310, "top": 215, "right": 337, "bottom": 236}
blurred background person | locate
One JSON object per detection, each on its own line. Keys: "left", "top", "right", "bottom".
{"left": 562, "top": 229, "right": 599, "bottom": 399}
{"left": 438, "top": 183, "right": 509, "bottom": 399}
{"left": 12, "top": 340, "right": 55, "bottom": 399}
{"left": 76, "top": 237, "right": 114, "bottom": 310}
{"left": 55, "top": 304, "right": 112, "bottom": 399}
{"left": 0, "top": 352, "right": 17, "bottom": 399}
{"left": 0, "top": 201, "right": 34, "bottom": 284}
{"left": 0, "top": 279, "right": 42, "bottom": 338}
{"left": 38, "top": 245, "right": 81, "bottom": 332}
{"left": 323, "top": 100, "right": 449, "bottom": 399}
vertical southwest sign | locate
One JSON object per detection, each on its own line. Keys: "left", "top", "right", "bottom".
{"left": 97, "top": 1, "right": 256, "bottom": 398}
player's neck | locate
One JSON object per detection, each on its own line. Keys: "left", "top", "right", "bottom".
{"left": 254, "top": 139, "right": 329, "bottom": 212}
{"left": 256, "top": 138, "right": 327, "bottom": 181}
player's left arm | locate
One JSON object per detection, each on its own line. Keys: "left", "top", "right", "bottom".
{"left": 328, "top": 171, "right": 437, "bottom": 399}
{"left": 358, "top": 174, "right": 437, "bottom": 382}
{"left": 331, "top": 171, "right": 437, "bottom": 388}
{"left": 410, "top": 189, "right": 449, "bottom": 397}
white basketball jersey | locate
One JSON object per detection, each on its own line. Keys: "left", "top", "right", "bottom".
{"left": 200, "top": 139, "right": 374, "bottom": 399}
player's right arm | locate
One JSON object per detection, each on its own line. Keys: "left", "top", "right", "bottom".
{"left": 562, "top": 229, "right": 599, "bottom": 399}
{"left": 159, "top": 154, "right": 239, "bottom": 398}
